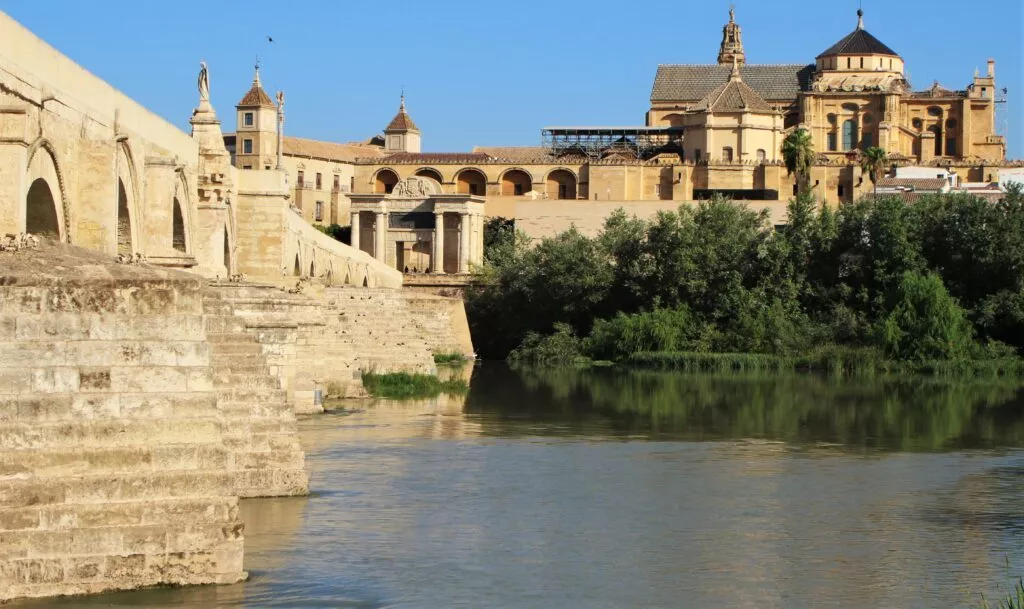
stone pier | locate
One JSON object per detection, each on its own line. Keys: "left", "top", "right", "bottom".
{"left": 0, "top": 244, "right": 247, "bottom": 601}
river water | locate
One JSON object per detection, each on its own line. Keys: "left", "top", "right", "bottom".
{"left": 19, "top": 364, "right": 1024, "bottom": 608}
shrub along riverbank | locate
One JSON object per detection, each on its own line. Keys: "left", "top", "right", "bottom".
{"left": 361, "top": 372, "right": 468, "bottom": 399}
{"left": 468, "top": 188, "right": 1024, "bottom": 375}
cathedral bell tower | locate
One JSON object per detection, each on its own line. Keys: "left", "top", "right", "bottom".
{"left": 717, "top": 6, "right": 745, "bottom": 66}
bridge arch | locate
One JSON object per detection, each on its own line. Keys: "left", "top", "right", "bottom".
{"left": 25, "top": 138, "right": 69, "bottom": 241}
{"left": 172, "top": 172, "right": 192, "bottom": 253}
{"left": 116, "top": 141, "right": 142, "bottom": 256}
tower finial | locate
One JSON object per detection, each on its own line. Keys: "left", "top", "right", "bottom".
{"left": 400, "top": 87, "right": 406, "bottom": 112}
{"left": 857, "top": 4, "right": 864, "bottom": 30}
{"left": 729, "top": 3, "right": 735, "bottom": 22}
{"left": 253, "top": 56, "right": 262, "bottom": 86}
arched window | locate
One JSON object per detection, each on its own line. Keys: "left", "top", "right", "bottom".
{"left": 546, "top": 170, "right": 577, "bottom": 200}
{"left": 415, "top": 168, "right": 443, "bottom": 183}
{"left": 927, "top": 107, "right": 943, "bottom": 118}
{"left": 842, "top": 120, "right": 858, "bottom": 151}
{"left": 827, "top": 133, "right": 838, "bottom": 152}
{"left": 501, "top": 170, "right": 533, "bottom": 196}
{"left": 456, "top": 169, "right": 487, "bottom": 196}
{"left": 374, "top": 169, "right": 399, "bottom": 194}
{"left": 929, "top": 125, "right": 942, "bottom": 157}
{"left": 912, "top": 118, "right": 924, "bottom": 131}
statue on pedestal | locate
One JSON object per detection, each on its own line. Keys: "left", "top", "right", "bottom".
{"left": 198, "top": 61, "right": 210, "bottom": 103}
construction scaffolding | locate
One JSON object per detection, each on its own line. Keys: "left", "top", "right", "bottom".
{"left": 541, "top": 126, "right": 684, "bottom": 160}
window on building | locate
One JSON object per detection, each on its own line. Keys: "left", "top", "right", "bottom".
{"left": 863, "top": 113, "right": 873, "bottom": 125}
{"left": 946, "top": 137, "right": 957, "bottom": 156}
{"left": 847, "top": 57, "right": 851, "bottom": 69}
{"left": 243, "top": 112, "right": 254, "bottom": 127}
{"left": 842, "top": 119, "right": 857, "bottom": 151}
{"left": 264, "top": 165, "right": 270, "bottom": 170}
{"left": 862, "top": 132, "right": 873, "bottom": 148}
{"left": 945, "top": 118, "right": 958, "bottom": 130}
{"left": 316, "top": 173, "right": 322, "bottom": 189}
{"left": 242, "top": 165, "right": 252, "bottom": 170}
{"left": 912, "top": 118, "right": 924, "bottom": 130}
{"left": 315, "top": 201, "right": 323, "bottom": 222}
{"left": 333, "top": 175, "right": 340, "bottom": 191}
{"left": 242, "top": 139, "right": 253, "bottom": 154}
{"left": 860, "top": 57, "right": 864, "bottom": 69}
{"left": 350, "top": 176, "right": 355, "bottom": 191}
{"left": 827, "top": 132, "right": 838, "bottom": 152}
{"left": 756, "top": 149, "right": 766, "bottom": 162}
{"left": 722, "top": 147, "right": 734, "bottom": 162}
{"left": 838, "top": 184, "right": 845, "bottom": 198}
{"left": 297, "top": 170, "right": 304, "bottom": 187}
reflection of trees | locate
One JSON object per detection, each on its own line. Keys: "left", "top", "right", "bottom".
{"left": 466, "top": 365, "right": 1024, "bottom": 451}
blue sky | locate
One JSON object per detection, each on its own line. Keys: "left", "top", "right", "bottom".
{"left": 3, "top": 0, "right": 1022, "bottom": 157}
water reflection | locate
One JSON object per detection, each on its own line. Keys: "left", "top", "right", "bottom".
{"left": 9, "top": 365, "right": 1024, "bottom": 608}
{"left": 466, "top": 365, "right": 1024, "bottom": 451}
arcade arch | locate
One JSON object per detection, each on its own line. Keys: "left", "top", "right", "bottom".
{"left": 456, "top": 168, "right": 487, "bottom": 196}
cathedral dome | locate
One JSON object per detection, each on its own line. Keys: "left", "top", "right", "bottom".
{"left": 817, "top": 9, "right": 899, "bottom": 59}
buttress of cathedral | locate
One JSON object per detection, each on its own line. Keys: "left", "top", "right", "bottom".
{"left": 221, "top": 6, "right": 1012, "bottom": 260}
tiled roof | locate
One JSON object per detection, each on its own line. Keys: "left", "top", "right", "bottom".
{"left": 473, "top": 146, "right": 551, "bottom": 160}
{"left": 651, "top": 64, "right": 814, "bottom": 102}
{"left": 237, "top": 72, "right": 275, "bottom": 108}
{"left": 692, "top": 77, "right": 775, "bottom": 113}
{"left": 282, "top": 136, "right": 384, "bottom": 163}
{"left": 817, "top": 28, "right": 898, "bottom": 58}
{"left": 386, "top": 109, "right": 419, "bottom": 132}
{"left": 877, "top": 177, "right": 947, "bottom": 190}
{"left": 378, "top": 152, "right": 493, "bottom": 164}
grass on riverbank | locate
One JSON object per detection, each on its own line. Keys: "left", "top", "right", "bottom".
{"left": 976, "top": 577, "right": 1024, "bottom": 609}
{"left": 433, "top": 351, "right": 472, "bottom": 365}
{"left": 627, "top": 347, "right": 1024, "bottom": 379}
{"left": 361, "top": 372, "right": 469, "bottom": 399}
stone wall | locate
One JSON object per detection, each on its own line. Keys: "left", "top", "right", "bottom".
{"left": 203, "top": 283, "right": 474, "bottom": 413}
{"left": 0, "top": 245, "right": 246, "bottom": 602}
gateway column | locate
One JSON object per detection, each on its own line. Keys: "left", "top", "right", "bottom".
{"left": 433, "top": 211, "right": 445, "bottom": 274}
{"left": 350, "top": 211, "right": 360, "bottom": 253}
{"left": 458, "top": 212, "right": 470, "bottom": 274}
{"left": 375, "top": 211, "right": 387, "bottom": 264}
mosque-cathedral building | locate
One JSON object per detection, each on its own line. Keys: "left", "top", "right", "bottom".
{"left": 223, "top": 8, "right": 1013, "bottom": 273}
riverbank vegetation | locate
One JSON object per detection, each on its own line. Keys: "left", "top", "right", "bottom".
{"left": 433, "top": 351, "right": 472, "bottom": 365}
{"left": 361, "top": 372, "right": 468, "bottom": 399}
{"left": 468, "top": 186, "right": 1024, "bottom": 375}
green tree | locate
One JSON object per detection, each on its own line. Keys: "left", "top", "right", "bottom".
{"left": 881, "top": 271, "right": 974, "bottom": 361}
{"left": 859, "top": 146, "right": 888, "bottom": 198}
{"left": 782, "top": 129, "right": 815, "bottom": 196}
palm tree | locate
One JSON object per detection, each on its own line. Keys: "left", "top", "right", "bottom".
{"left": 860, "top": 146, "right": 889, "bottom": 198}
{"left": 782, "top": 129, "right": 814, "bottom": 197}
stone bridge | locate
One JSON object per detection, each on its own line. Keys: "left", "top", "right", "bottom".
{"left": 0, "top": 11, "right": 398, "bottom": 289}
{"left": 0, "top": 10, "right": 468, "bottom": 603}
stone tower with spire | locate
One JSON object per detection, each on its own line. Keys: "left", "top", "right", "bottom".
{"left": 717, "top": 6, "right": 745, "bottom": 66}
{"left": 383, "top": 94, "right": 421, "bottom": 154}
{"left": 234, "top": 65, "right": 278, "bottom": 170}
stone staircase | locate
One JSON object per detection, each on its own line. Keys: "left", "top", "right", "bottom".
{"left": 201, "top": 289, "right": 308, "bottom": 497}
